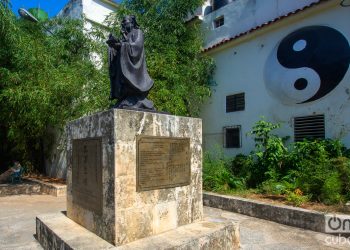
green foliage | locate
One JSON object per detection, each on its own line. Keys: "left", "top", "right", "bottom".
{"left": 286, "top": 190, "right": 310, "bottom": 207}
{"left": 203, "top": 147, "right": 245, "bottom": 192}
{"left": 229, "top": 154, "right": 253, "bottom": 178}
{"left": 108, "top": 0, "right": 214, "bottom": 116}
{"left": 321, "top": 139, "right": 343, "bottom": 158}
{"left": 205, "top": 117, "right": 350, "bottom": 206}
{"left": 260, "top": 179, "right": 297, "bottom": 196}
{"left": 248, "top": 117, "right": 288, "bottom": 186}
{"left": 321, "top": 172, "right": 343, "bottom": 205}
{"left": 249, "top": 117, "right": 281, "bottom": 149}
{"left": 331, "top": 157, "right": 350, "bottom": 201}
{"left": 0, "top": 2, "right": 110, "bottom": 170}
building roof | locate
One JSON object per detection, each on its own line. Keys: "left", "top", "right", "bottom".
{"left": 100, "top": 0, "right": 119, "bottom": 8}
{"left": 203, "top": 0, "right": 331, "bottom": 53}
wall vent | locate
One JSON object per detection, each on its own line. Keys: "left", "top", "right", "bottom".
{"left": 294, "top": 114, "right": 325, "bottom": 142}
{"left": 226, "top": 93, "right": 245, "bottom": 112}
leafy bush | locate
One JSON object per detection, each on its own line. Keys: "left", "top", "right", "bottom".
{"left": 331, "top": 157, "right": 350, "bottom": 201}
{"left": 203, "top": 149, "right": 245, "bottom": 192}
{"left": 321, "top": 139, "right": 343, "bottom": 158}
{"left": 248, "top": 118, "right": 288, "bottom": 186}
{"left": 286, "top": 189, "right": 310, "bottom": 207}
{"left": 321, "top": 172, "right": 343, "bottom": 205}
{"left": 204, "top": 118, "right": 350, "bottom": 206}
{"left": 229, "top": 154, "right": 253, "bottom": 180}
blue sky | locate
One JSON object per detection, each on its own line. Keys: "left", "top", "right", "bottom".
{"left": 10, "top": 0, "right": 120, "bottom": 17}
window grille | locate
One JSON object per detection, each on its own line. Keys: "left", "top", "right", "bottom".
{"left": 224, "top": 126, "right": 241, "bottom": 148}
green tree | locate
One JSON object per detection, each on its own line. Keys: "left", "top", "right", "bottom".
{"left": 0, "top": 0, "right": 213, "bottom": 173}
{"left": 0, "top": 1, "right": 110, "bottom": 172}
{"left": 108, "top": 0, "right": 214, "bottom": 115}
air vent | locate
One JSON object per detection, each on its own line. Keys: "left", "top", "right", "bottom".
{"left": 226, "top": 93, "right": 245, "bottom": 112}
{"left": 294, "top": 114, "right": 325, "bottom": 142}
{"left": 224, "top": 126, "right": 241, "bottom": 148}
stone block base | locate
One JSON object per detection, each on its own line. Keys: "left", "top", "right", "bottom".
{"left": 26, "top": 177, "right": 67, "bottom": 197}
{"left": 0, "top": 180, "right": 41, "bottom": 197}
{"left": 36, "top": 212, "right": 239, "bottom": 250}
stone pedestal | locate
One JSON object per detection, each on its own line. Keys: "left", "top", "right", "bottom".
{"left": 36, "top": 109, "right": 239, "bottom": 249}
{"left": 66, "top": 109, "right": 203, "bottom": 246}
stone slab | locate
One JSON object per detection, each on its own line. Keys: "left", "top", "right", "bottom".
{"left": 66, "top": 109, "right": 203, "bottom": 245}
{"left": 36, "top": 212, "right": 239, "bottom": 250}
{"left": 0, "top": 180, "right": 41, "bottom": 197}
{"left": 203, "top": 192, "right": 327, "bottom": 233}
{"left": 25, "top": 177, "right": 67, "bottom": 197}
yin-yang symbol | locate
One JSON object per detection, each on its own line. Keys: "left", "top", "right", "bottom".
{"left": 265, "top": 26, "right": 350, "bottom": 104}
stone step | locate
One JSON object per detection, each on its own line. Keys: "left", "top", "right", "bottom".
{"left": 0, "top": 180, "right": 42, "bottom": 197}
{"left": 36, "top": 212, "right": 239, "bottom": 250}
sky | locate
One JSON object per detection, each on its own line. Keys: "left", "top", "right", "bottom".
{"left": 11, "top": 0, "right": 69, "bottom": 17}
{"left": 10, "top": 0, "right": 120, "bottom": 17}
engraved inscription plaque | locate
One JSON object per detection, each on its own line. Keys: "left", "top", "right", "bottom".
{"left": 72, "top": 138, "right": 102, "bottom": 215}
{"left": 137, "top": 136, "right": 191, "bottom": 191}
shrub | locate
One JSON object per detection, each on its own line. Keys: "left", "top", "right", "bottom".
{"left": 229, "top": 154, "right": 254, "bottom": 183}
{"left": 205, "top": 117, "right": 350, "bottom": 206}
{"left": 321, "top": 139, "right": 343, "bottom": 158}
{"left": 248, "top": 118, "right": 288, "bottom": 186}
{"left": 286, "top": 190, "right": 310, "bottom": 207}
{"left": 203, "top": 149, "right": 245, "bottom": 192}
{"left": 321, "top": 172, "right": 343, "bottom": 205}
{"left": 331, "top": 157, "right": 350, "bottom": 201}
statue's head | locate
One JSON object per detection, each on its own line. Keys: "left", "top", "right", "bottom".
{"left": 122, "top": 15, "right": 139, "bottom": 33}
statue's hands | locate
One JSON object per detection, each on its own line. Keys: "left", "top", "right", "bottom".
{"left": 106, "top": 33, "right": 121, "bottom": 49}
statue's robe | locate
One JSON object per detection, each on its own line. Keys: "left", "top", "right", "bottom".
{"left": 108, "top": 28, "right": 153, "bottom": 100}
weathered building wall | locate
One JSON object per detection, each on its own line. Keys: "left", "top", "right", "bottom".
{"left": 202, "top": 0, "right": 320, "bottom": 48}
{"left": 200, "top": 1, "right": 350, "bottom": 156}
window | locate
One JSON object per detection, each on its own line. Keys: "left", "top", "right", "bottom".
{"left": 224, "top": 126, "right": 241, "bottom": 148}
{"left": 226, "top": 93, "right": 245, "bottom": 112}
{"left": 214, "top": 16, "right": 224, "bottom": 28}
{"left": 294, "top": 114, "right": 325, "bottom": 142}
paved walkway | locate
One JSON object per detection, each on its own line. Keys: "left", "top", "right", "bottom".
{"left": 0, "top": 195, "right": 65, "bottom": 250}
{"left": 0, "top": 195, "right": 349, "bottom": 249}
{"left": 204, "top": 207, "right": 349, "bottom": 250}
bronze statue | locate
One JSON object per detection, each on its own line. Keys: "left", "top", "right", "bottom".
{"left": 106, "top": 15, "right": 155, "bottom": 110}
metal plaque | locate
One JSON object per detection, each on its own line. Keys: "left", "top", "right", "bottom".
{"left": 72, "top": 138, "right": 102, "bottom": 215}
{"left": 136, "top": 136, "right": 191, "bottom": 191}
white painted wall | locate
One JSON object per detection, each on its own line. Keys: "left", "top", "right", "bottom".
{"left": 82, "top": 0, "right": 116, "bottom": 25}
{"left": 200, "top": 4, "right": 350, "bottom": 156}
{"left": 58, "top": 0, "right": 116, "bottom": 26}
{"left": 202, "top": 0, "right": 320, "bottom": 48}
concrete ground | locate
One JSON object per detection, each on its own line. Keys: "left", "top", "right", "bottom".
{"left": 0, "top": 195, "right": 349, "bottom": 250}
{"left": 0, "top": 195, "right": 65, "bottom": 250}
{"left": 205, "top": 207, "right": 349, "bottom": 250}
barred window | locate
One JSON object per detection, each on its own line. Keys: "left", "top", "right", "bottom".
{"left": 294, "top": 114, "right": 325, "bottom": 142}
{"left": 224, "top": 126, "right": 241, "bottom": 148}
